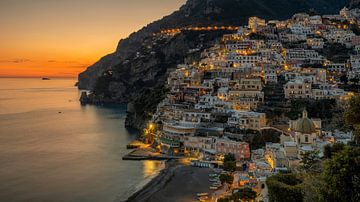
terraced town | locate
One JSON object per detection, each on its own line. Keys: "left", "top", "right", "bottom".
{"left": 127, "top": 7, "right": 360, "bottom": 202}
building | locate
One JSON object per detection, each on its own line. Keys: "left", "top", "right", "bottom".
{"left": 287, "top": 110, "right": 323, "bottom": 158}
{"left": 265, "top": 143, "right": 289, "bottom": 169}
{"left": 228, "top": 78, "right": 264, "bottom": 110}
{"left": 323, "top": 30, "right": 355, "bottom": 47}
{"left": 227, "top": 110, "right": 267, "bottom": 130}
{"left": 289, "top": 23, "right": 312, "bottom": 35}
{"left": 183, "top": 136, "right": 214, "bottom": 154}
{"left": 263, "top": 66, "right": 278, "bottom": 84}
{"left": 307, "top": 38, "right": 324, "bottom": 49}
{"left": 283, "top": 142, "right": 298, "bottom": 158}
{"left": 326, "top": 63, "right": 347, "bottom": 73}
{"left": 286, "top": 49, "right": 323, "bottom": 64}
{"left": 248, "top": 17, "right": 266, "bottom": 32}
{"left": 215, "top": 138, "right": 251, "bottom": 161}
{"left": 227, "top": 53, "right": 260, "bottom": 67}
{"left": 349, "top": 55, "right": 360, "bottom": 77}
{"left": 183, "top": 110, "right": 211, "bottom": 123}
{"left": 284, "top": 80, "right": 312, "bottom": 99}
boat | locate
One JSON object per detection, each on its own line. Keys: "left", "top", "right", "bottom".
{"left": 42, "top": 77, "right": 51, "bottom": 80}
{"left": 212, "top": 182, "right": 222, "bottom": 187}
{"left": 197, "top": 193, "right": 208, "bottom": 197}
{"left": 197, "top": 196, "right": 209, "bottom": 201}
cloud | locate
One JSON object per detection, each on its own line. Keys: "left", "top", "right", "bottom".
{"left": 0, "top": 58, "right": 31, "bottom": 63}
{"left": 0, "top": 58, "right": 89, "bottom": 69}
{"left": 46, "top": 60, "right": 89, "bottom": 69}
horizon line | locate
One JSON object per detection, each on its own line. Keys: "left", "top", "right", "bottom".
{"left": 0, "top": 76, "right": 77, "bottom": 79}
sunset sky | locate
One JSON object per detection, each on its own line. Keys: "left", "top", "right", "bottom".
{"left": 0, "top": 0, "right": 186, "bottom": 78}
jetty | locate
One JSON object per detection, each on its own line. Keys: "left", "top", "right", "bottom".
{"left": 122, "top": 147, "right": 181, "bottom": 161}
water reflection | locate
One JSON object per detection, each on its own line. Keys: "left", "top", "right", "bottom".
{"left": 0, "top": 78, "right": 163, "bottom": 202}
{"left": 143, "top": 161, "right": 165, "bottom": 177}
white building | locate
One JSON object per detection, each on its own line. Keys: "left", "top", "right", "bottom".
{"left": 326, "top": 63, "right": 347, "bottom": 73}
{"left": 323, "top": 30, "right": 355, "bottom": 47}
{"left": 289, "top": 23, "right": 312, "bottom": 35}
{"left": 227, "top": 110, "right": 266, "bottom": 130}
{"left": 286, "top": 49, "right": 323, "bottom": 64}
{"left": 248, "top": 17, "right": 266, "bottom": 32}
{"left": 349, "top": 55, "right": 360, "bottom": 77}
{"left": 307, "top": 38, "right": 324, "bottom": 49}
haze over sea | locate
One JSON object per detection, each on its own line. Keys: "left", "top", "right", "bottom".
{"left": 0, "top": 78, "right": 164, "bottom": 202}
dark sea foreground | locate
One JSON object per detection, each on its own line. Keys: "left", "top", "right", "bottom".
{"left": 0, "top": 78, "right": 164, "bottom": 202}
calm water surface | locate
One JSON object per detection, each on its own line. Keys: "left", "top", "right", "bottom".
{"left": 0, "top": 78, "right": 164, "bottom": 202}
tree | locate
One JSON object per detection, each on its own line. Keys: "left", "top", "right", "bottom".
{"left": 220, "top": 173, "right": 234, "bottom": 185}
{"left": 233, "top": 188, "right": 257, "bottom": 201}
{"left": 340, "top": 74, "right": 348, "bottom": 84}
{"left": 218, "top": 188, "right": 257, "bottom": 202}
{"left": 223, "top": 153, "right": 237, "bottom": 172}
{"left": 321, "top": 147, "right": 360, "bottom": 202}
{"left": 266, "top": 173, "right": 303, "bottom": 202}
{"left": 223, "top": 161, "right": 236, "bottom": 172}
{"left": 344, "top": 94, "right": 360, "bottom": 144}
{"left": 349, "top": 77, "right": 360, "bottom": 84}
{"left": 323, "top": 143, "right": 345, "bottom": 159}
{"left": 302, "top": 173, "right": 325, "bottom": 202}
{"left": 300, "top": 151, "right": 321, "bottom": 173}
{"left": 224, "top": 153, "right": 236, "bottom": 162}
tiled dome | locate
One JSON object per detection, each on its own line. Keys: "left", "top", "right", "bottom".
{"left": 294, "top": 110, "right": 316, "bottom": 134}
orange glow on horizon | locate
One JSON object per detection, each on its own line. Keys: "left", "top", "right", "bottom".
{"left": 0, "top": 0, "right": 186, "bottom": 78}
{"left": 0, "top": 48, "right": 111, "bottom": 78}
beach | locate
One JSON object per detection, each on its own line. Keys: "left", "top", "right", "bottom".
{"left": 126, "top": 160, "right": 214, "bottom": 202}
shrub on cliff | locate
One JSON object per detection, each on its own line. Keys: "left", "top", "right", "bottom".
{"left": 344, "top": 94, "right": 360, "bottom": 144}
{"left": 321, "top": 147, "right": 360, "bottom": 202}
{"left": 266, "top": 173, "right": 303, "bottom": 202}
{"left": 132, "top": 85, "right": 169, "bottom": 120}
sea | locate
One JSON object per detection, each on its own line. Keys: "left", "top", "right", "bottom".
{"left": 0, "top": 78, "right": 164, "bottom": 202}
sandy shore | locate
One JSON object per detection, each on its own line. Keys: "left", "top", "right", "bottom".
{"left": 125, "top": 161, "right": 213, "bottom": 202}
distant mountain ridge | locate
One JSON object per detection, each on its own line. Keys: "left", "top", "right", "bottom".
{"left": 349, "top": 0, "right": 360, "bottom": 8}
{"left": 78, "top": 0, "right": 352, "bottom": 103}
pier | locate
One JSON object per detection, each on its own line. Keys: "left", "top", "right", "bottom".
{"left": 122, "top": 148, "right": 181, "bottom": 161}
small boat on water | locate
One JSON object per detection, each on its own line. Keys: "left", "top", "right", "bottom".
{"left": 197, "top": 193, "right": 208, "bottom": 197}
{"left": 42, "top": 77, "right": 51, "bottom": 80}
{"left": 197, "top": 196, "right": 209, "bottom": 201}
{"left": 212, "top": 182, "right": 222, "bottom": 187}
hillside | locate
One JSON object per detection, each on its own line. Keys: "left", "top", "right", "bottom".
{"left": 78, "top": 0, "right": 352, "bottom": 129}
{"left": 78, "top": 0, "right": 349, "bottom": 93}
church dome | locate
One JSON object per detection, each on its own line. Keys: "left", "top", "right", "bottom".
{"left": 294, "top": 110, "right": 316, "bottom": 134}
